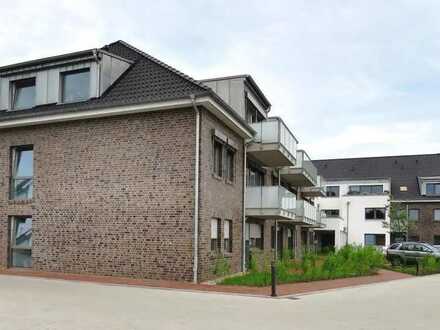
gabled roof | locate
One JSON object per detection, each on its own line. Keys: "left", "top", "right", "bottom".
{"left": 314, "top": 154, "right": 440, "bottom": 200}
{"left": 0, "top": 40, "right": 253, "bottom": 135}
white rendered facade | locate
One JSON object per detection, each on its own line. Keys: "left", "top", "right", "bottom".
{"left": 316, "top": 179, "right": 391, "bottom": 250}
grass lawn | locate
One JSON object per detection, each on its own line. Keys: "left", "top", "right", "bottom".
{"left": 220, "top": 245, "right": 385, "bottom": 287}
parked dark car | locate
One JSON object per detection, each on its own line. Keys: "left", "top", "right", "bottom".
{"left": 386, "top": 242, "right": 440, "bottom": 265}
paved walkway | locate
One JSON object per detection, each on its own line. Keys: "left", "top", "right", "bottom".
{"left": 0, "top": 273, "right": 438, "bottom": 330}
{"left": 1, "top": 268, "right": 411, "bottom": 297}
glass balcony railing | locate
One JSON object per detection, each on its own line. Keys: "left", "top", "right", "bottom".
{"left": 248, "top": 117, "right": 298, "bottom": 167}
{"left": 295, "top": 200, "right": 322, "bottom": 225}
{"left": 246, "top": 186, "right": 296, "bottom": 219}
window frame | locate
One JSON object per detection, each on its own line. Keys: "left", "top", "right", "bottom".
{"left": 364, "top": 233, "right": 386, "bottom": 247}
{"left": 325, "top": 186, "right": 340, "bottom": 197}
{"left": 10, "top": 145, "right": 34, "bottom": 201}
{"left": 224, "top": 220, "right": 232, "bottom": 253}
{"left": 213, "top": 139, "right": 223, "bottom": 178}
{"left": 225, "top": 148, "right": 235, "bottom": 183}
{"left": 9, "top": 216, "right": 33, "bottom": 268}
{"left": 426, "top": 183, "right": 440, "bottom": 196}
{"left": 60, "top": 68, "right": 90, "bottom": 104}
{"left": 323, "top": 209, "right": 340, "bottom": 217}
{"left": 210, "top": 218, "right": 221, "bottom": 253}
{"left": 408, "top": 209, "right": 420, "bottom": 221}
{"left": 10, "top": 77, "right": 36, "bottom": 110}
{"left": 434, "top": 209, "right": 440, "bottom": 221}
{"left": 365, "top": 208, "right": 386, "bottom": 220}
{"left": 348, "top": 185, "right": 383, "bottom": 195}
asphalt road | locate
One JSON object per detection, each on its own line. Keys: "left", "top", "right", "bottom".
{"left": 0, "top": 274, "right": 438, "bottom": 330}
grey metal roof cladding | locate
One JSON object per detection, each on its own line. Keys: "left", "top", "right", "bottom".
{"left": 0, "top": 40, "right": 254, "bottom": 134}
{"left": 314, "top": 154, "right": 440, "bottom": 200}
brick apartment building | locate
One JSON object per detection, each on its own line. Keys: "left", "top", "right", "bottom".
{"left": 0, "top": 41, "right": 324, "bottom": 282}
{"left": 314, "top": 154, "right": 440, "bottom": 248}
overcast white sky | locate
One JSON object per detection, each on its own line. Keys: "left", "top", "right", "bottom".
{"left": 1, "top": 0, "right": 440, "bottom": 159}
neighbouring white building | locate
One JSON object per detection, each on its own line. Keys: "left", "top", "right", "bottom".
{"left": 315, "top": 178, "right": 391, "bottom": 250}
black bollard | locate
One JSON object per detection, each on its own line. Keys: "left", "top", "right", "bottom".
{"left": 271, "top": 261, "right": 277, "bottom": 297}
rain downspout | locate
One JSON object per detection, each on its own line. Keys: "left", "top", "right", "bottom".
{"left": 242, "top": 142, "right": 248, "bottom": 272}
{"left": 190, "top": 94, "right": 200, "bottom": 283}
{"left": 346, "top": 201, "right": 351, "bottom": 246}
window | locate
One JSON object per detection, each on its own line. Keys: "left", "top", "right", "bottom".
{"left": 434, "top": 209, "right": 440, "bottom": 221}
{"left": 247, "top": 167, "right": 264, "bottom": 186}
{"left": 325, "top": 186, "right": 339, "bottom": 197}
{"left": 213, "top": 140, "right": 223, "bottom": 177}
{"left": 365, "top": 208, "right": 386, "bottom": 220}
{"left": 247, "top": 223, "right": 263, "bottom": 249}
{"left": 11, "top": 78, "right": 36, "bottom": 110}
{"left": 224, "top": 220, "right": 232, "bottom": 253}
{"left": 9, "top": 217, "right": 32, "bottom": 267}
{"left": 348, "top": 185, "right": 383, "bottom": 195}
{"left": 364, "top": 234, "right": 385, "bottom": 246}
{"left": 408, "top": 209, "right": 419, "bottom": 221}
{"left": 434, "top": 235, "right": 440, "bottom": 245}
{"left": 10, "top": 146, "right": 33, "bottom": 200}
{"left": 210, "top": 219, "right": 221, "bottom": 252}
{"left": 427, "top": 183, "right": 440, "bottom": 196}
{"left": 225, "top": 148, "right": 235, "bottom": 182}
{"left": 61, "top": 69, "right": 90, "bottom": 103}
{"left": 323, "top": 209, "right": 340, "bottom": 217}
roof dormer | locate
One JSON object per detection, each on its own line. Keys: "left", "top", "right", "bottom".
{"left": 0, "top": 49, "right": 132, "bottom": 111}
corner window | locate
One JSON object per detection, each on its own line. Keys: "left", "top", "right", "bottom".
{"left": 408, "top": 209, "right": 419, "bottom": 221}
{"left": 9, "top": 216, "right": 32, "bottom": 268}
{"left": 434, "top": 209, "right": 440, "bottom": 221}
{"left": 365, "top": 208, "right": 386, "bottom": 220}
{"left": 211, "top": 218, "right": 221, "bottom": 252}
{"left": 10, "top": 146, "right": 33, "bottom": 200}
{"left": 224, "top": 220, "right": 232, "bottom": 253}
{"left": 426, "top": 183, "right": 440, "bottom": 196}
{"left": 213, "top": 140, "right": 223, "bottom": 177}
{"left": 225, "top": 148, "right": 235, "bottom": 182}
{"left": 61, "top": 69, "right": 90, "bottom": 103}
{"left": 323, "top": 209, "right": 340, "bottom": 217}
{"left": 325, "top": 186, "right": 339, "bottom": 197}
{"left": 364, "top": 234, "right": 385, "bottom": 246}
{"left": 11, "top": 78, "right": 36, "bottom": 110}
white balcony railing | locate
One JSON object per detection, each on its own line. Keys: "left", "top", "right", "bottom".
{"left": 246, "top": 186, "right": 296, "bottom": 211}
{"left": 250, "top": 117, "right": 297, "bottom": 160}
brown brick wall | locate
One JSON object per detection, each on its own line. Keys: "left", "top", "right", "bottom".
{"left": 405, "top": 202, "right": 440, "bottom": 243}
{"left": 197, "top": 110, "right": 245, "bottom": 281}
{"left": 0, "top": 109, "right": 198, "bottom": 281}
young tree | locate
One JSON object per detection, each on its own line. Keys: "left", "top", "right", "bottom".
{"left": 383, "top": 198, "right": 415, "bottom": 242}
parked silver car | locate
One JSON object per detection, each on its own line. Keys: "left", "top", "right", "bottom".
{"left": 386, "top": 242, "right": 440, "bottom": 265}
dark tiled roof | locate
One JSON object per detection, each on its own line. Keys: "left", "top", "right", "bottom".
{"left": 314, "top": 154, "right": 440, "bottom": 200}
{"left": 0, "top": 41, "right": 253, "bottom": 133}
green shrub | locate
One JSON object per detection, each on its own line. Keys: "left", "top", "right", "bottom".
{"left": 213, "top": 255, "right": 231, "bottom": 277}
{"left": 419, "top": 256, "right": 440, "bottom": 275}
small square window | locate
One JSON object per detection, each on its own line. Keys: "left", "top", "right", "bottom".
{"left": 11, "top": 78, "right": 36, "bottom": 110}
{"left": 408, "top": 209, "right": 419, "bottom": 221}
{"left": 61, "top": 69, "right": 90, "bottom": 103}
{"left": 434, "top": 209, "right": 440, "bottom": 221}
{"left": 365, "top": 208, "right": 386, "bottom": 220}
{"left": 325, "top": 186, "right": 339, "bottom": 197}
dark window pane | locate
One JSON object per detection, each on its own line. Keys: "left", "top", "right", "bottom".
{"left": 13, "top": 78, "right": 36, "bottom": 109}
{"left": 375, "top": 208, "right": 386, "bottom": 220}
{"left": 365, "top": 208, "right": 375, "bottom": 219}
{"left": 226, "top": 149, "right": 234, "bottom": 182}
{"left": 324, "top": 209, "right": 340, "bottom": 217}
{"left": 349, "top": 185, "right": 360, "bottom": 195}
{"left": 62, "top": 69, "right": 90, "bottom": 103}
{"left": 365, "top": 234, "right": 385, "bottom": 246}
{"left": 326, "top": 186, "right": 339, "bottom": 197}
{"left": 213, "top": 140, "right": 223, "bottom": 177}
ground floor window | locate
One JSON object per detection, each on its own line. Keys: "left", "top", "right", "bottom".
{"left": 287, "top": 228, "right": 294, "bottom": 251}
{"left": 246, "top": 223, "right": 263, "bottom": 249}
{"left": 224, "top": 220, "right": 232, "bottom": 253}
{"left": 9, "top": 216, "right": 32, "bottom": 268}
{"left": 364, "top": 233, "right": 385, "bottom": 246}
{"left": 434, "top": 235, "right": 440, "bottom": 245}
{"left": 211, "top": 218, "right": 221, "bottom": 252}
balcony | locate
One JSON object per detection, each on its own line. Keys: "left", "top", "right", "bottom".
{"left": 302, "top": 175, "right": 326, "bottom": 197}
{"left": 247, "top": 117, "right": 297, "bottom": 167}
{"left": 280, "top": 150, "right": 317, "bottom": 187}
{"left": 246, "top": 186, "right": 296, "bottom": 221}
{"left": 294, "top": 200, "right": 324, "bottom": 227}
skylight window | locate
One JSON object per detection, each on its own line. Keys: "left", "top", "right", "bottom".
{"left": 11, "top": 78, "right": 36, "bottom": 110}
